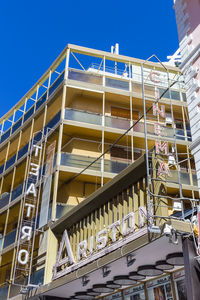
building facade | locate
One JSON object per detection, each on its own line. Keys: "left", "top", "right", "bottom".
{"left": 0, "top": 44, "right": 198, "bottom": 300}
{"left": 173, "top": 0, "right": 200, "bottom": 194}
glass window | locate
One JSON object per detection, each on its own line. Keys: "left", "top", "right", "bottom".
{"left": 147, "top": 276, "right": 173, "bottom": 300}
{"left": 159, "top": 88, "right": 170, "bottom": 99}
{"left": 182, "top": 93, "right": 187, "bottom": 102}
{"left": 171, "top": 90, "right": 180, "bottom": 101}
{"left": 174, "top": 270, "right": 187, "bottom": 300}
{"left": 176, "top": 279, "right": 187, "bottom": 300}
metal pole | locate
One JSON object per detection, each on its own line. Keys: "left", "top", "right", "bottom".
{"left": 141, "top": 64, "right": 151, "bottom": 227}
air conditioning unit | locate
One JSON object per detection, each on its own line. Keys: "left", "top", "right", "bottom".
{"left": 168, "top": 155, "right": 176, "bottom": 166}
{"left": 166, "top": 113, "right": 173, "bottom": 125}
{"left": 173, "top": 201, "right": 182, "bottom": 211}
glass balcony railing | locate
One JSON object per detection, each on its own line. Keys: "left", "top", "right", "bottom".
{"left": 3, "top": 229, "right": 17, "bottom": 249}
{"left": 60, "top": 152, "right": 130, "bottom": 174}
{"left": 0, "top": 237, "right": 3, "bottom": 251}
{"left": 0, "top": 285, "right": 9, "bottom": 300}
{"left": 48, "top": 203, "right": 74, "bottom": 221}
{"left": 105, "top": 77, "right": 129, "bottom": 91}
{"left": 0, "top": 111, "right": 61, "bottom": 178}
{"left": 68, "top": 69, "right": 103, "bottom": 85}
{"left": 68, "top": 68, "right": 185, "bottom": 102}
{"left": 105, "top": 115, "right": 130, "bottom": 130}
{"left": 0, "top": 162, "right": 47, "bottom": 214}
{"left": 0, "top": 193, "right": 10, "bottom": 210}
{"left": 0, "top": 73, "right": 64, "bottom": 146}
{"left": 65, "top": 109, "right": 192, "bottom": 142}
{"left": 153, "top": 169, "right": 197, "bottom": 186}
{"left": 65, "top": 109, "right": 102, "bottom": 126}
{"left": 29, "top": 268, "right": 44, "bottom": 286}
{"left": 192, "top": 174, "right": 197, "bottom": 186}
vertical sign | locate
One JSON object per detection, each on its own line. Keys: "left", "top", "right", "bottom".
{"left": 39, "top": 141, "right": 56, "bottom": 228}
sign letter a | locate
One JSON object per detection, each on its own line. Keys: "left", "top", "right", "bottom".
{"left": 53, "top": 230, "right": 75, "bottom": 278}
{"left": 26, "top": 183, "right": 37, "bottom": 197}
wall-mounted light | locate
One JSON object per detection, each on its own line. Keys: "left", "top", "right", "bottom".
{"left": 102, "top": 266, "right": 111, "bottom": 277}
{"left": 126, "top": 254, "right": 136, "bottom": 267}
{"left": 82, "top": 275, "right": 90, "bottom": 286}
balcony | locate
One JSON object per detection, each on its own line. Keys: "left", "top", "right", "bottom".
{"left": 65, "top": 108, "right": 192, "bottom": 142}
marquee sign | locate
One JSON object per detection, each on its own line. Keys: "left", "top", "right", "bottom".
{"left": 53, "top": 208, "right": 148, "bottom": 280}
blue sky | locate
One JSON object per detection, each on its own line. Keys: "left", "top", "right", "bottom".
{"left": 0, "top": 0, "right": 178, "bottom": 116}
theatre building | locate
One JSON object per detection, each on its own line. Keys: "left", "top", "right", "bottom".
{"left": 0, "top": 44, "right": 199, "bottom": 300}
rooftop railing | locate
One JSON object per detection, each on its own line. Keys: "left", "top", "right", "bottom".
{"left": 68, "top": 68, "right": 186, "bottom": 101}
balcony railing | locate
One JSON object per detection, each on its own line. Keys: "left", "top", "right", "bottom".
{"left": 0, "top": 73, "right": 64, "bottom": 146}
{"left": 151, "top": 168, "right": 197, "bottom": 187}
{"left": 68, "top": 69, "right": 186, "bottom": 101}
{"left": 65, "top": 108, "right": 192, "bottom": 142}
{"left": 0, "top": 284, "right": 8, "bottom": 299}
{"left": 0, "top": 111, "right": 61, "bottom": 177}
{"left": 3, "top": 229, "right": 17, "bottom": 249}
{"left": 60, "top": 152, "right": 130, "bottom": 174}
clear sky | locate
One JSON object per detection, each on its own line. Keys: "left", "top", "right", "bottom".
{"left": 0, "top": 0, "right": 178, "bottom": 116}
